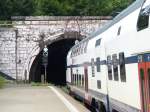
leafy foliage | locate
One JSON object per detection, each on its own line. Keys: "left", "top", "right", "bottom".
{"left": 0, "top": 0, "right": 134, "bottom": 19}
{"left": 0, "top": 76, "right": 6, "bottom": 88}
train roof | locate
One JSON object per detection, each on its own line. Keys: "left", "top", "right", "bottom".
{"left": 90, "top": 0, "right": 144, "bottom": 38}
{"left": 70, "top": 0, "right": 145, "bottom": 51}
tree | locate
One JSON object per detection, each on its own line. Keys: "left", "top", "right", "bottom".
{"left": 10, "top": 0, "right": 35, "bottom": 16}
{"left": 0, "top": 0, "right": 135, "bottom": 20}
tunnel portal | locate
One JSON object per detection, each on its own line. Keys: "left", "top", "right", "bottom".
{"left": 29, "top": 38, "right": 78, "bottom": 85}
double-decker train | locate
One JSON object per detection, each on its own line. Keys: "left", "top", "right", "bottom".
{"left": 66, "top": 0, "right": 150, "bottom": 112}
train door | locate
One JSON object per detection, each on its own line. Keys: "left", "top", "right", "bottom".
{"left": 84, "top": 65, "right": 91, "bottom": 105}
{"left": 138, "top": 55, "right": 150, "bottom": 112}
{"left": 84, "top": 66, "right": 88, "bottom": 92}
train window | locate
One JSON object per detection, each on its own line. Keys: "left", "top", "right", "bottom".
{"left": 76, "top": 74, "right": 78, "bottom": 86}
{"left": 112, "top": 54, "right": 119, "bottom": 81}
{"left": 79, "top": 74, "right": 81, "bottom": 86}
{"left": 74, "top": 74, "right": 77, "bottom": 85}
{"left": 137, "top": 4, "right": 150, "bottom": 31}
{"left": 107, "top": 55, "right": 112, "bottom": 80}
{"left": 119, "top": 52, "right": 126, "bottom": 82}
{"left": 91, "top": 58, "right": 95, "bottom": 77}
{"left": 72, "top": 52, "right": 73, "bottom": 57}
{"left": 78, "top": 74, "right": 80, "bottom": 86}
{"left": 82, "top": 75, "right": 84, "bottom": 87}
{"left": 81, "top": 44, "right": 84, "bottom": 54}
{"left": 73, "top": 50, "right": 75, "bottom": 57}
{"left": 73, "top": 74, "right": 74, "bottom": 85}
{"left": 79, "top": 46, "right": 81, "bottom": 55}
{"left": 77, "top": 74, "right": 79, "bottom": 86}
{"left": 71, "top": 73, "right": 73, "bottom": 84}
{"left": 96, "top": 57, "right": 101, "bottom": 72}
{"left": 84, "top": 41, "right": 88, "bottom": 53}
{"left": 95, "top": 39, "right": 101, "bottom": 47}
{"left": 74, "top": 74, "right": 76, "bottom": 85}
{"left": 97, "top": 80, "right": 101, "bottom": 89}
{"left": 117, "top": 26, "right": 121, "bottom": 36}
{"left": 73, "top": 74, "right": 75, "bottom": 85}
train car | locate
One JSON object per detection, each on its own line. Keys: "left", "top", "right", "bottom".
{"left": 66, "top": 0, "right": 150, "bottom": 111}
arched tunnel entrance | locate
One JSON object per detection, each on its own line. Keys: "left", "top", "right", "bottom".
{"left": 29, "top": 38, "right": 79, "bottom": 85}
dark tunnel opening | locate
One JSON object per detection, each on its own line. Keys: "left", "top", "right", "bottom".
{"left": 29, "top": 38, "right": 77, "bottom": 85}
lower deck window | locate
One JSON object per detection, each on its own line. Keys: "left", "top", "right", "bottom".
{"left": 107, "top": 55, "right": 112, "bottom": 80}
{"left": 112, "top": 54, "right": 119, "bottom": 81}
{"left": 119, "top": 52, "right": 126, "bottom": 82}
{"left": 113, "top": 67, "right": 119, "bottom": 81}
{"left": 82, "top": 75, "right": 84, "bottom": 87}
{"left": 96, "top": 57, "right": 101, "bottom": 72}
{"left": 91, "top": 58, "right": 95, "bottom": 77}
{"left": 108, "top": 65, "right": 112, "bottom": 80}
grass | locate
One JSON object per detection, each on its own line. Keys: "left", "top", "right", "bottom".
{"left": 0, "top": 76, "right": 6, "bottom": 88}
{"left": 31, "top": 82, "right": 53, "bottom": 86}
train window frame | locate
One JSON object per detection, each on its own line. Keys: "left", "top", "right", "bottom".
{"left": 119, "top": 52, "right": 126, "bottom": 82}
{"left": 107, "top": 55, "right": 113, "bottom": 80}
{"left": 95, "top": 38, "right": 101, "bottom": 47}
{"left": 91, "top": 58, "right": 95, "bottom": 77}
{"left": 112, "top": 54, "right": 119, "bottom": 81}
{"left": 137, "top": 4, "right": 150, "bottom": 31}
{"left": 96, "top": 57, "right": 101, "bottom": 72}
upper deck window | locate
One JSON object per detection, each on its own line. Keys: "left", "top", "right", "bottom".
{"left": 71, "top": 40, "right": 89, "bottom": 57}
{"left": 137, "top": 4, "right": 150, "bottom": 31}
{"left": 95, "top": 39, "right": 101, "bottom": 47}
{"left": 117, "top": 26, "right": 121, "bottom": 36}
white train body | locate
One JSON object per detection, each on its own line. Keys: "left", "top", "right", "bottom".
{"left": 66, "top": 0, "right": 150, "bottom": 112}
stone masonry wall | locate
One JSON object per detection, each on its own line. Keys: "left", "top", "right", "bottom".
{"left": 0, "top": 28, "right": 16, "bottom": 79}
{"left": 0, "top": 16, "right": 111, "bottom": 81}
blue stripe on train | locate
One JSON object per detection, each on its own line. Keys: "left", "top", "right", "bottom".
{"left": 125, "top": 56, "right": 138, "bottom": 64}
{"left": 125, "top": 54, "right": 150, "bottom": 64}
{"left": 67, "top": 53, "right": 150, "bottom": 68}
{"left": 143, "top": 53, "right": 150, "bottom": 62}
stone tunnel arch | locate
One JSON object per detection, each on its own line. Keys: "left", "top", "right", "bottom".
{"left": 6, "top": 16, "right": 111, "bottom": 82}
{"left": 29, "top": 32, "right": 83, "bottom": 85}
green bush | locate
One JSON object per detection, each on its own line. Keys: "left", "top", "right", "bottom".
{"left": 0, "top": 76, "right": 5, "bottom": 88}
{"left": 31, "top": 82, "right": 52, "bottom": 86}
